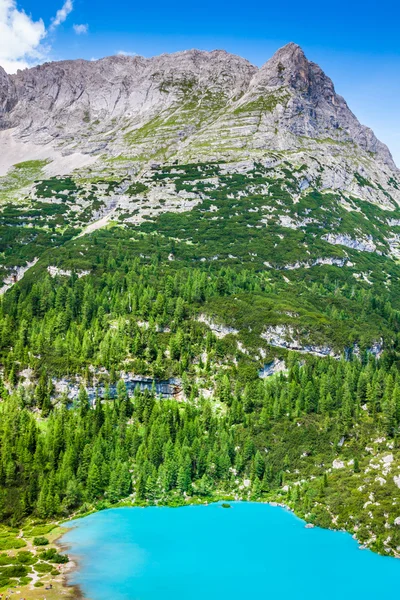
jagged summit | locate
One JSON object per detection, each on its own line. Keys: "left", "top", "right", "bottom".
{"left": 264, "top": 41, "right": 306, "bottom": 64}
{"left": 257, "top": 42, "right": 330, "bottom": 92}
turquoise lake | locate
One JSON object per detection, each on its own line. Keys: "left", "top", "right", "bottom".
{"left": 61, "top": 502, "right": 400, "bottom": 600}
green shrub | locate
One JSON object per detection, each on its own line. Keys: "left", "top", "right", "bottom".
{"left": 0, "top": 564, "right": 28, "bottom": 577}
{"left": 0, "top": 577, "right": 11, "bottom": 589}
{"left": 27, "top": 524, "right": 56, "bottom": 537}
{"left": 126, "top": 182, "right": 149, "bottom": 195}
{"left": 0, "top": 537, "right": 26, "bottom": 551}
{"left": 33, "top": 536, "right": 49, "bottom": 546}
{"left": 35, "top": 562, "right": 53, "bottom": 574}
{"left": 17, "top": 550, "right": 37, "bottom": 564}
{"left": 40, "top": 548, "right": 68, "bottom": 563}
{"left": 0, "top": 554, "right": 15, "bottom": 565}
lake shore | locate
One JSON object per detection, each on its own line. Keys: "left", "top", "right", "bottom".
{"left": 54, "top": 531, "right": 86, "bottom": 600}
{"left": 0, "top": 523, "right": 85, "bottom": 600}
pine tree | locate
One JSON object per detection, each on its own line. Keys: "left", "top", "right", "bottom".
{"left": 87, "top": 464, "right": 102, "bottom": 501}
{"left": 251, "top": 477, "right": 262, "bottom": 499}
{"left": 254, "top": 451, "right": 265, "bottom": 479}
{"left": 383, "top": 396, "right": 396, "bottom": 437}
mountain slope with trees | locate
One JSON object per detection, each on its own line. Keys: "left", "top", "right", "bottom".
{"left": 0, "top": 42, "right": 400, "bottom": 565}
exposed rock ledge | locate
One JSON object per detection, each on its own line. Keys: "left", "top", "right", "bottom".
{"left": 261, "top": 325, "right": 338, "bottom": 358}
{"left": 0, "top": 258, "right": 38, "bottom": 294}
{"left": 47, "top": 266, "right": 90, "bottom": 278}
{"left": 197, "top": 314, "right": 239, "bottom": 338}
{"left": 322, "top": 233, "right": 376, "bottom": 253}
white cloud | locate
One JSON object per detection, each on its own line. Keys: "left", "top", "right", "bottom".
{"left": 0, "top": 0, "right": 75, "bottom": 73}
{"left": 50, "top": 0, "right": 73, "bottom": 30}
{"left": 0, "top": 0, "right": 46, "bottom": 72}
{"left": 73, "top": 23, "right": 88, "bottom": 35}
{"left": 117, "top": 50, "right": 137, "bottom": 57}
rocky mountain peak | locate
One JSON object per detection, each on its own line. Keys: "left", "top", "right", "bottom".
{"left": 267, "top": 41, "right": 307, "bottom": 68}
{"left": 236, "top": 44, "right": 397, "bottom": 170}
{"left": 254, "top": 42, "right": 338, "bottom": 103}
{"left": 0, "top": 43, "right": 397, "bottom": 176}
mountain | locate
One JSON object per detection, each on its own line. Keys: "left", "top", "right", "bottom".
{"left": 1, "top": 43, "right": 400, "bottom": 301}
{"left": 1, "top": 43, "right": 400, "bottom": 566}
{"left": 2, "top": 41, "right": 400, "bottom": 336}
{"left": 0, "top": 44, "right": 398, "bottom": 196}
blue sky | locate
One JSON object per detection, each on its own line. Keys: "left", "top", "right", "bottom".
{"left": 1, "top": 0, "right": 399, "bottom": 165}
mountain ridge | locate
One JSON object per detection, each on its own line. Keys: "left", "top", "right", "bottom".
{"left": 0, "top": 43, "right": 397, "bottom": 171}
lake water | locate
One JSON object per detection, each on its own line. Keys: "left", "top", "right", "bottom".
{"left": 61, "top": 502, "right": 400, "bottom": 600}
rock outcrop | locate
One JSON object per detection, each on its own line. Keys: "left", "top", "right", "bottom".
{"left": 3, "top": 50, "right": 255, "bottom": 149}
{"left": 0, "top": 66, "right": 17, "bottom": 127}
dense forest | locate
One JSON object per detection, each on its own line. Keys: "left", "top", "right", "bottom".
{"left": 1, "top": 246, "right": 400, "bottom": 557}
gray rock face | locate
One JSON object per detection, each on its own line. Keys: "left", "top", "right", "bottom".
{"left": 322, "top": 233, "right": 377, "bottom": 253}
{"left": 5, "top": 50, "right": 255, "bottom": 146}
{"left": 0, "top": 66, "right": 17, "bottom": 128}
{"left": 0, "top": 43, "right": 398, "bottom": 188}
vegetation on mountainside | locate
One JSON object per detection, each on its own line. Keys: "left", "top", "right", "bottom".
{"left": 233, "top": 92, "right": 290, "bottom": 115}
{"left": 2, "top": 161, "right": 400, "bottom": 290}
{"left": 0, "top": 160, "right": 51, "bottom": 204}
{"left": 1, "top": 354, "right": 400, "bottom": 557}
{"left": 1, "top": 236, "right": 400, "bottom": 556}
{"left": 1, "top": 243, "right": 399, "bottom": 381}
{"left": 1, "top": 159, "right": 400, "bottom": 559}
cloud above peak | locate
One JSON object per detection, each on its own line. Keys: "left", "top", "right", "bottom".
{"left": 73, "top": 23, "right": 88, "bottom": 35}
{"left": 0, "top": 0, "right": 75, "bottom": 73}
{"left": 0, "top": 0, "right": 46, "bottom": 72}
{"left": 117, "top": 50, "right": 137, "bottom": 57}
{"left": 50, "top": 0, "right": 73, "bottom": 30}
